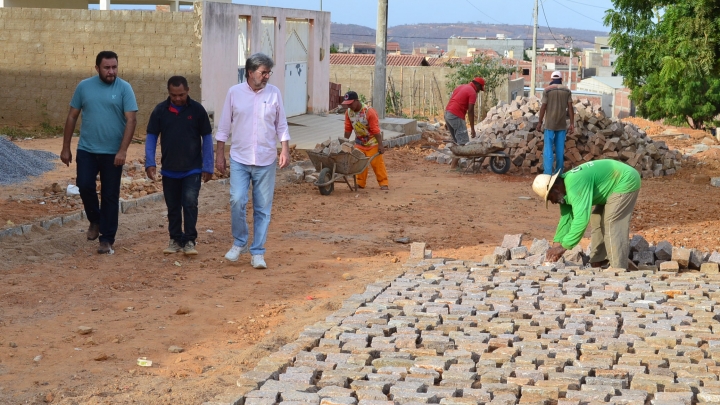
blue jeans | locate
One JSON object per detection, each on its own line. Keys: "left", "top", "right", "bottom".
{"left": 543, "top": 129, "right": 567, "bottom": 174}
{"left": 229, "top": 158, "right": 276, "bottom": 255}
{"left": 162, "top": 173, "right": 201, "bottom": 245}
{"left": 76, "top": 149, "right": 123, "bottom": 244}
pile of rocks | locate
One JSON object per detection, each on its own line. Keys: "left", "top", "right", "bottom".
{"left": 427, "top": 97, "right": 683, "bottom": 178}
{"left": 313, "top": 138, "right": 359, "bottom": 156}
{"left": 484, "top": 233, "right": 720, "bottom": 273}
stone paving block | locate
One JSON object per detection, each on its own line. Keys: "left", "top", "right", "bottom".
{"left": 654, "top": 241, "right": 673, "bottom": 261}
{"left": 672, "top": 247, "right": 692, "bottom": 268}
{"left": 659, "top": 261, "right": 680, "bottom": 272}
{"left": 321, "top": 398, "right": 358, "bottom": 405}
{"left": 501, "top": 234, "right": 523, "bottom": 249}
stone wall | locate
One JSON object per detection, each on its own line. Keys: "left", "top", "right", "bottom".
{"left": 0, "top": 7, "right": 201, "bottom": 137}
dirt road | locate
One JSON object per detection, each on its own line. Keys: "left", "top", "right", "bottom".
{"left": 1, "top": 129, "right": 720, "bottom": 404}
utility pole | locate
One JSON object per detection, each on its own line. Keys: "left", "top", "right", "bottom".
{"left": 373, "top": 0, "right": 388, "bottom": 119}
{"left": 564, "top": 36, "right": 573, "bottom": 90}
{"left": 530, "top": 0, "right": 538, "bottom": 97}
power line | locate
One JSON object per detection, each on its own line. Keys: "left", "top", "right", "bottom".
{"left": 463, "top": 0, "right": 503, "bottom": 24}
{"left": 557, "top": 0, "right": 611, "bottom": 10}
{"left": 548, "top": 0, "right": 605, "bottom": 23}
{"left": 539, "top": 0, "right": 562, "bottom": 45}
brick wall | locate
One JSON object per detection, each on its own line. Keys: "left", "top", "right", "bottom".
{"left": 614, "top": 87, "right": 633, "bottom": 119}
{"left": 0, "top": 7, "right": 201, "bottom": 137}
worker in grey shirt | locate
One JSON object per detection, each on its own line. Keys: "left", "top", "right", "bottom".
{"left": 536, "top": 70, "right": 574, "bottom": 174}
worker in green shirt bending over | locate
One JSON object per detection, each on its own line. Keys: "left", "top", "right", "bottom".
{"left": 531, "top": 159, "right": 641, "bottom": 269}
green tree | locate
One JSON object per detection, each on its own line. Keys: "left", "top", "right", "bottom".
{"left": 605, "top": 0, "right": 720, "bottom": 129}
{"left": 330, "top": 43, "right": 339, "bottom": 53}
{"left": 445, "top": 55, "right": 518, "bottom": 120}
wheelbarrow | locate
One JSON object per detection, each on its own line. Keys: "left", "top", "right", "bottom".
{"left": 423, "top": 144, "right": 511, "bottom": 175}
{"left": 306, "top": 149, "right": 380, "bottom": 195}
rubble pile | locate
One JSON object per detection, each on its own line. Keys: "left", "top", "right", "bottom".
{"left": 427, "top": 96, "right": 683, "bottom": 177}
{"left": 484, "top": 233, "right": 720, "bottom": 273}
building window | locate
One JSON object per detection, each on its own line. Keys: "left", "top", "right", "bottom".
{"left": 522, "top": 68, "right": 530, "bottom": 75}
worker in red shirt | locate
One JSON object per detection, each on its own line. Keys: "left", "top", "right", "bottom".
{"left": 444, "top": 77, "right": 484, "bottom": 145}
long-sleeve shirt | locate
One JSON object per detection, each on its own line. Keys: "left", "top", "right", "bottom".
{"left": 145, "top": 133, "right": 214, "bottom": 178}
{"left": 553, "top": 159, "right": 641, "bottom": 249}
{"left": 344, "top": 105, "right": 381, "bottom": 151}
{"left": 215, "top": 82, "right": 290, "bottom": 167}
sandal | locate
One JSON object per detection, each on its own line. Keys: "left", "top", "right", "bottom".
{"left": 380, "top": 186, "right": 389, "bottom": 191}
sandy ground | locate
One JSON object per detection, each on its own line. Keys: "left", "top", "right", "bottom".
{"left": 1, "top": 120, "right": 720, "bottom": 404}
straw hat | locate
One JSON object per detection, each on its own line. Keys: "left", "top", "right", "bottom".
{"left": 532, "top": 171, "right": 562, "bottom": 208}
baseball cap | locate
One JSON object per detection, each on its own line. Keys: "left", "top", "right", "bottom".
{"left": 551, "top": 71, "right": 562, "bottom": 79}
{"left": 342, "top": 91, "right": 359, "bottom": 105}
{"left": 472, "top": 77, "right": 485, "bottom": 90}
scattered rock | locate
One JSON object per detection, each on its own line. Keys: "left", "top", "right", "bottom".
{"left": 342, "top": 273, "right": 353, "bottom": 281}
{"left": 77, "top": 326, "right": 93, "bottom": 335}
{"left": 93, "top": 353, "right": 109, "bottom": 361}
{"left": 168, "top": 345, "right": 184, "bottom": 353}
{"left": 175, "top": 307, "right": 190, "bottom": 315}
{"left": 394, "top": 237, "right": 411, "bottom": 244}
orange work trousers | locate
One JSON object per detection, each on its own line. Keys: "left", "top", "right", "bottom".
{"left": 356, "top": 145, "right": 389, "bottom": 188}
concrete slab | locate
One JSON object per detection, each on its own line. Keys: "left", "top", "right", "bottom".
{"left": 287, "top": 114, "right": 406, "bottom": 150}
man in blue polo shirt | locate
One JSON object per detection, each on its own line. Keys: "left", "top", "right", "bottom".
{"left": 61, "top": 50, "right": 138, "bottom": 255}
{"left": 145, "top": 76, "right": 214, "bottom": 255}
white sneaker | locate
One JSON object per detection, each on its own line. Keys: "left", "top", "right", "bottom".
{"left": 224, "top": 244, "right": 249, "bottom": 262}
{"left": 251, "top": 254, "right": 267, "bottom": 269}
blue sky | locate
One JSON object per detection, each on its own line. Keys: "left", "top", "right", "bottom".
{"left": 103, "top": 0, "right": 615, "bottom": 32}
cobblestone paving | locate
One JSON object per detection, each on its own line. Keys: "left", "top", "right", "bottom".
{"left": 221, "top": 243, "right": 720, "bottom": 405}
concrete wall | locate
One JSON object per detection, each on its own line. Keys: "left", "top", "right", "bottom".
{"left": 330, "top": 65, "right": 458, "bottom": 116}
{"left": 199, "top": 1, "right": 330, "bottom": 124}
{"left": 1, "top": 0, "right": 88, "bottom": 7}
{"left": 0, "top": 7, "right": 201, "bottom": 136}
{"left": 329, "top": 65, "right": 519, "bottom": 118}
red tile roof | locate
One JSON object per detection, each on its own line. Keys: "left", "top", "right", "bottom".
{"left": 426, "top": 57, "right": 462, "bottom": 66}
{"left": 330, "top": 54, "right": 429, "bottom": 66}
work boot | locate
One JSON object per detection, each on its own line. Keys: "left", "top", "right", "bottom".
{"left": 183, "top": 240, "right": 198, "bottom": 256}
{"left": 163, "top": 240, "right": 182, "bottom": 254}
{"left": 97, "top": 241, "right": 114, "bottom": 254}
{"left": 86, "top": 222, "right": 100, "bottom": 241}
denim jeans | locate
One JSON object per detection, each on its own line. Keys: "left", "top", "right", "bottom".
{"left": 543, "top": 129, "right": 567, "bottom": 174}
{"left": 76, "top": 149, "right": 123, "bottom": 244}
{"left": 162, "top": 173, "right": 201, "bottom": 245}
{"left": 229, "top": 158, "right": 276, "bottom": 255}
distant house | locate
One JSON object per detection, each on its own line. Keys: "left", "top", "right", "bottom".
{"left": 413, "top": 46, "right": 444, "bottom": 57}
{"left": 350, "top": 42, "right": 401, "bottom": 54}
{"left": 576, "top": 76, "right": 633, "bottom": 118}
{"left": 330, "top": 54, "right": 429, "bottom": 67}
{"left": 351, "top": 42, "right": 376, "bottom": 54}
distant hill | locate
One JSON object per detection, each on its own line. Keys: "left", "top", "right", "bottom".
{"left": 331, "top": 22, "right": 609, "bottom": 53}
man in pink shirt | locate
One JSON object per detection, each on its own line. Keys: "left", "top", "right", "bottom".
{"left": 444, "top": 77, "right": 484, "bottom": 145}
{"left": 215, "top": 53, "right": 291, "bottom": 269}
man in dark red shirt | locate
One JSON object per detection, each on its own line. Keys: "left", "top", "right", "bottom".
{"left": 444, "top": 77, "right": 484, "bottom": 145}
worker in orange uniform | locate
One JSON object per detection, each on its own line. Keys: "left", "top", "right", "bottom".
{"left": 342, "top": 91, "right": 389, "bottom": 190}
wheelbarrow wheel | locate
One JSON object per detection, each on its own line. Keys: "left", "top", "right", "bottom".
{"left": 318, "top": 168, "right": 334, "bottom": 195}
{"left": 489, "top": 155, "right": 511, "bottom": 174}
